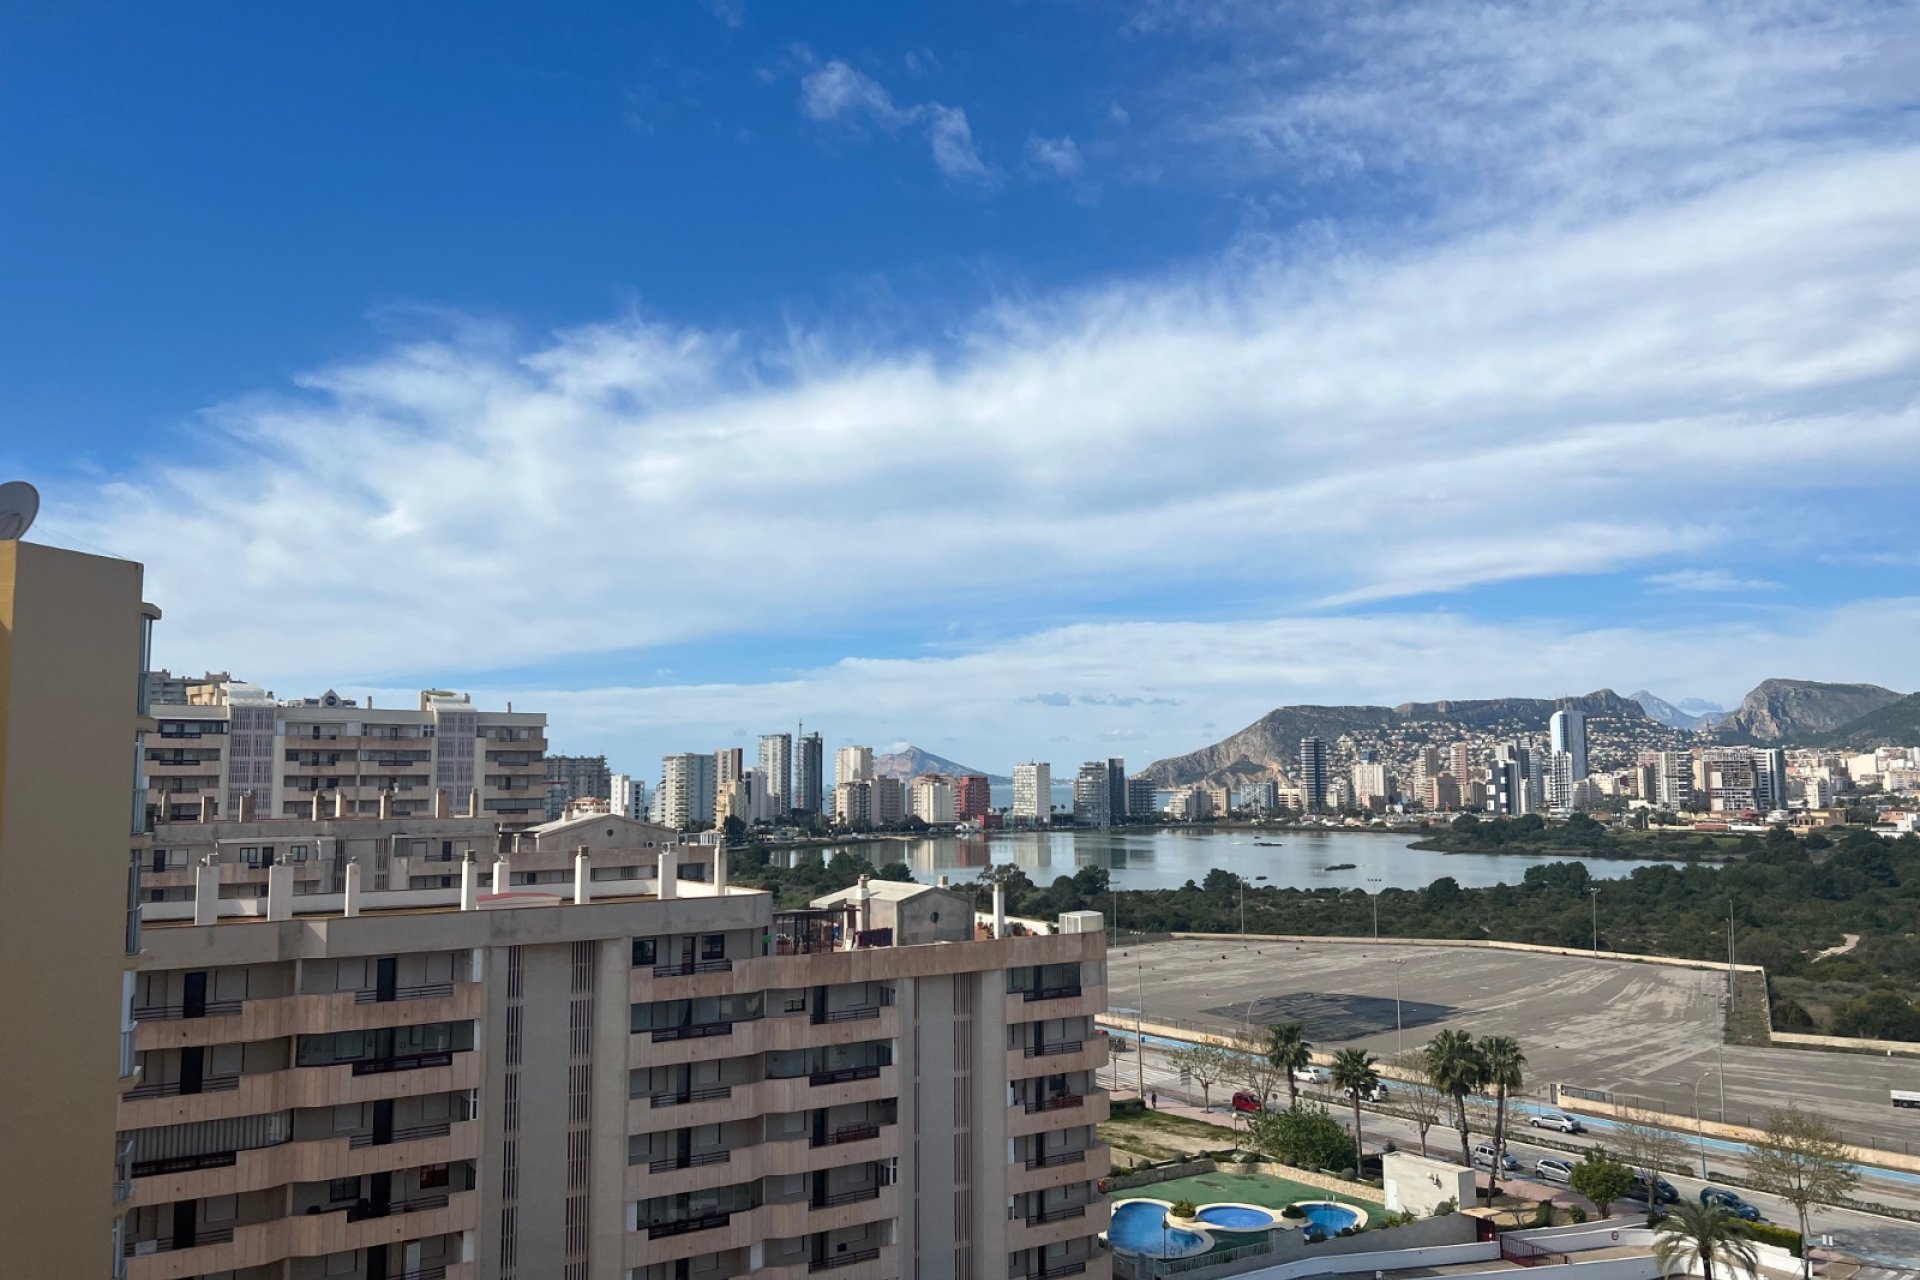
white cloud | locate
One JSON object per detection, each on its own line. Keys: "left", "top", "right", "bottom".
{"left": 797, "top": 59, "right": 992, "bottom": 184}
{"left": 1644, "top": 569, "right": 1783, "bottom": 594}
{"left": 1026, "top": 133, "right": 1085, "bottom": 178}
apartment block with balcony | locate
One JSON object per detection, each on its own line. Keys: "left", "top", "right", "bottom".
{"left": 119, "top": 834, "right": 1111, "bottom": 1280}
{"left": 143, "top": 680, "right": 548, "bottom": 827}
{"left": 0, "top": 539, "right": 157, "bottom": 1277}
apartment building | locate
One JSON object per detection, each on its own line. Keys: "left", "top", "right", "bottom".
{"left": 657, "top": 754, "right": 718, "bottom": 830}
{"left": 870, "top": 777, "right": 905, "bottom": 829}
{"left": 834, "top": 747, "right": 873, "bottom": 788}
{"left": 0, "top": 538, "right": 155, "bottom": 1278}
{"left": 757, "top": 736, "right": 792, "bottom": 817}
{"left": 954, "top": 774, "right": 991, "bottom": 824}
{"left": 1124, "top": 777, "right": 1158, "bottom": 822}
{"left": 117, "top": 836, "right": 1111, "bottom": 1280}
{"left": 1297, "top": 738, "right": 1328, "bottom": 812}
{"left": 908, "top": 775, "right": 956, "bottom": 825}
{"left": 1011, "top": 763, "right": 1051, "bottom": 825}
{"left": 797, "top": 734, "right": 825, "bottom": 816}
{"left": 610, "top": 774, "right": 647, "bottom": 822}
{"left": 546, "top": 755, "right": 613, "bottom": 821}
{"left": 145, "top": 680, "right": 548, "bottom": 827}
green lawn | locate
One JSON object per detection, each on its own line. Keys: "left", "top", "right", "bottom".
{"left": 1124, "top": 1168, "right": 1383, "bottom": 1211}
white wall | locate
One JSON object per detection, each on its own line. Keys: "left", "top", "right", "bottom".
{"left": 1383, "top": 1151, "right": 1475, "bottom": 1216}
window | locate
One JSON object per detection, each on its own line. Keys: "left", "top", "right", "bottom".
{"left": 419, "top": 1163, "right": 451, "bottom": 1189}
{"left": 289, "top": 844, "right": 309, "bottom": 863}
{"left": 333, "top": 1104, "right": 364, "bottom": 1133}
{"left": 632, "top": 938, "right": 657, "bottom": 968}
{"left": 701, "top": 935, "right": 725, "bottom": 962}
{"left": 239, "top": 847, "right": 260, "bottom": 866}
{"left": 202, "top": 1194, "right": 237, "bottom": 1223}
{"left": 326, "top": 1177, "right": 359, "bottom": 1203}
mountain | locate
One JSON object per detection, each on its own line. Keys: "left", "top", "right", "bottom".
{"left": 1803, "top": 692, "right": 1920, "bottom": 749}
{"left": 1631, "top": 690, "right": 1726, "bottom": 731}
{"left": 1714, "top": 678, "right": 1904, "bottom": 744}
{"left": 872, "top": 744, "right": 1009, "bottom": 785}
{"left": 1139, "top": 688, "right": 1681, "bottom": 788}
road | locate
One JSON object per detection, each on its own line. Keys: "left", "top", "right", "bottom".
{"left": 1103, "top": 1033, "right": 1920, "bottom": 1269}
{"left": 1107, "top": 938, "right": 1920, "bottom": 1158}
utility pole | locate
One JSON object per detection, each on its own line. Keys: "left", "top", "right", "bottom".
{"left": 1136, "top": 957, "right": 1146, "bottom": 1100}
{"left": 1588, "top": 886, "right": 1601, "bottom": 953}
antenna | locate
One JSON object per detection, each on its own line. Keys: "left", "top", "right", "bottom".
{"left": 0, "top": 481, "right": 40, "bottom": 541}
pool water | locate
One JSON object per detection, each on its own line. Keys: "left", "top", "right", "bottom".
{"left": 1195, "top": 1205, "right": 1278, "bottom": 1231}
{"left": 1300, "top": 1203, "right": 1362, "bottom": 1234}
{"left": 1108, "top": 1201, "right": 1209, "bottom": 1258}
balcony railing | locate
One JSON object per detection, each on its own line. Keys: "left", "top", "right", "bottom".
{"left": 1022, "top": 1040, "right": 1083, "bottom": 1059}
{"left": 809, "top": 1123, "right": 880, "bottom": 1148}
{"left": 353, "top": 982, "right": 456, "bottom": 1004}
{"left": 651, "top": 1021, "right": 735, "bottom": 1043}
{"left": 345, "top": 1192, "right": 449, "bottom": 1221}
{"left": 815, "top": 1006, "right": 881, "bottom": 1025}
{"left": 131, "top": 1150, "right": 240, "bottom": 1178}
{"left": 647, "top": 1150, "right": 731, "bottom": 1174}
{"left": 123, "top": 1226, "right": 235, "bottom": 1256}
{"left": 1023, "top": 1149, "right": 1086, "bottom": 1170}
{"left": 396, "top": 1269, "right": 448, "bottom": 1280}
{"left": 811, "top": 1185, "right": 881, "bottom": 1209}
{"left": 132, "top": 999, "right": 243, "bottom": 1021}
{"left": 1038, "top": 1263, "right": 1088, "bottom": 1279}
{"left": 652, "top": 959, "right": 733, "bottom": 977}
{"left": 1020, "top": 985, "right": 1084, "bottom": 1003}
{"left": 1022, "top": 1094, "right": 1086, "bottom": 1114}
{"left": 810, "top": 1248, "right": 882, "bottom": 1271}
{"left": 647, "top": 1211, "right": 732, "bottom": 1239}
{"left": 1028, "top": 1203, "right": 1087, "bottom": 1226}
{"left": 123, "top": 1073, "right": 240, "bottom": 1100}
{"left": 347, "top": 1120, "right": 453, "bottom": 1149}
{"left": 350, "top": 1050, "right": 455, "bottom": 1076}
{"left": 808, "top": 1065, "right": 882, "bottom": 1086}
{"left": 650, "top": 1084, "right": 733, "bottom": 1108}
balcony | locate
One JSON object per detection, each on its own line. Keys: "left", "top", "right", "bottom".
{"left": 807, "top": 1065, "right": 882, "bottom": 1087}
{"left": 809, "top": 1123, "right": 880, "bottom": 1148}
{"left": 1021, "top": 985, "right": 1084, "bottom": 1003}
{"left": 1038, "top": 1263, "right": 1088, "bottom": 1279}
{"left": 810, "top": 1248, "right": 882, "bottom": 1272}
{"left": 1028, "top": 1203, "right": 1087, "bottom": 1226}
{"left": 812, "top": 1185, "right": 882, "bottom": 1209}
{"left": 651, "top": 1021, "right": 737, "bottom": 1044}
{"left": 1023, "top": 1150, "right": 1086, "bottom": 1170}
{"left": 132, "top": 1000, "right": 243, "bottom": 1021}
{"left": 123, "top": 1074, "right": 240, "bottom": 1101}
{"left": 123, "top": 1227, "right": 234, "bottom": 1256}
{"left": 650, "top": 1084, "right": 733, "bottom": 1109}
{"left": 652, "top": 959, "right": 733, "bottom": 978}
{"left": 354, "top": 982, "right": 455, "bottom": 1004}
{"left": 813, "top": 1006, "right": 881, "bottom": 1025}
{"left": 1023, "top": 1093, "right": 1086, "bottom": 1114}
{"left": 647, "top": 1150, "right": 731, "bottom": 1174}
{"left": 1023, "top": 1040, "right": 1083, "bottom": 1059}
{"left": 647, "top": 1210, "right": 733, "bottom": 1240}
{"left": 346, "top": 1191, "right": 449, "bottom": 1221}
{"left": 348, "top": 1120, "right": 453, "bottom": 1149}
{"left": 352, "top": 1050, "right": 455, "bottom": 1076}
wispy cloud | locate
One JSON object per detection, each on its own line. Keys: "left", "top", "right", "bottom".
{"left": 797, "top": 58, "right": 992, "bottom": 184}
{"left": 1026, "top": 133, "right": 1084, "bottom": 179}
{"left": 1645, "top": 568, "right": 1783, "bottom": 594}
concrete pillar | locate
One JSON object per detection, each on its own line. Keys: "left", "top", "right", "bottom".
{"left": 343, "top": 860, "right": 361, "bottom": 917}
{"left": 309, "top": 792, "right": 323, "bottom": 822}
{"left": 333, "top": 791, "right": 348, "bottom": 819}
{"left": 198, "top": 794, "right": 216, "bottom": 823}
{"left": 378, "top": 788, "right": 393, "bottom": 820}
{"left": 460, "top": 854, "right": 478, "bottom": 911}
{"left": 492, "top": 855, "right": 511, "bottom": 894}
{"left": 435, "top": 788, "right": 450, "bottom": 819}
{"left": 656, "top": 851, "right": 676, "bottom": 900}
{"left": 992, "top": 883, "right": 1006, "bottom": 939}
{"left": 193, "top": 858, "right": 220, "bottom": 926}
{"left": 712, "top": 845, "right": 727, "bottom": 895}
{"left": 236, "top": 791, "right": 254, "bottom": 822}
{"left": 573, "top": 849, "right": 591, "bottom": 905}
{"left": 468, "top": 786, "right": 480, "bottom": 818}
{"left": 266, "top": 863, "right": 295, "bottom": 921}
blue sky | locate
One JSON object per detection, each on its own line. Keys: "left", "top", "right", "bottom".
{"left": 7, "top": 1, "right": 1920, "bottom": 777}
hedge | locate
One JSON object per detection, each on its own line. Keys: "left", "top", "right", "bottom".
{"left": 1745, "top": 1221, "right": 1803, "bottom": 1257}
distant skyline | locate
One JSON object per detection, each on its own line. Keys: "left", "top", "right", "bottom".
{"left": 10, "top": 3, "right": 1920, "bottom": 774}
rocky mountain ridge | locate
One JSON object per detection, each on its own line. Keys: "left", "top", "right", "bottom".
{"left": 872, "top": 744, "right": 1008, "bottom": 785}
{"left": 1713, "top": 678, "right": 1903, "bottom": 744}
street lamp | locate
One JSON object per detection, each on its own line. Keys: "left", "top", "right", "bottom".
{"left": 1688, "top": 1068, "right": 1718, "bottom": 1178}
{"left": 1587, "top": 886, "right": 1601, "bottom": 953}
{"left": 1387, "top": 956, "right": 1409, "bottom": 1056}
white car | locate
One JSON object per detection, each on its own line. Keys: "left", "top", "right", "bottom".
{"left": 1528, "top": 1110, "right": 1585, "bottom": 1133}
{"left": 1292, "top": 1065, "right": 1332, "bottom": 1084}
{"left": 1535, "top": 1158, "right": 1574, "bottom": 1183}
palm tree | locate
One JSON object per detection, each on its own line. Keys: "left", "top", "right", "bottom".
{"left": 1265, "top": 1022, "right": 1312, "bottom": 1108}
{"left": 1423, "top": 1030, "right": 1485, "bottom": 1179}
{"left": 1652, "top": 1201, "right": 1760, "bottom": 1280}
{"left": 1478, "top": 1035, "right": 1527, "bottom": 1193}
{"left": 1330, "top": 1048, "right": 1379, "bottom": 1172}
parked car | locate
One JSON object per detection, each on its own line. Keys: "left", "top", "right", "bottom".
{"left": 1631, "top": 1172, "right": 1681, "bottom": 1204}
{"left": 1700, "top": 1187, "right": 1762, "bottom": 1220}
{"left": 1534, "top": 1158, "right": 1575, "bottom": 1184}
{"left": 1231, "top": 1091, "right": 1265, "bottom": 1114}
{"left": 1292, "top": 1065, "right": 1332, "bottom": 1084}
{"left": 1346, "top": 1082, "right": 1390, "bottom": 1102}
{"left": 1528, "top": 1110, "right": 1585, "bottom": 1134}
{"left": 1472, "top": 1144, "right": 1521, "bottom": 1173}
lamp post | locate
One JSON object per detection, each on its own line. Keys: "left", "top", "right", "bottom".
{"left": 1136, "top": 956, "right": 1146, "bottom": 1100}
{"left": 1588, "top": 886, "right": 1601, "bottom": 953}
{"left": 1689, "top": 1068, "right": 1717, "bottom": 1178}
{"left": 1388, "top": 956, "right": 1409, "bottom": 1056}
{"left": 1366, "top": 875, "right": 1384, "bottom": 940}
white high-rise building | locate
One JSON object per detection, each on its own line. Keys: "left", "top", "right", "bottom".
{"left": 836, "top": 744, "right": 874, "bottom": 786}
{"left": 1547, "top": 750, "right": 1577, "bottom": 812}
{"left": 910, "top": 775, "right": 956, "bottom": 824}
{"left": 1012, "top": 761, "right": 1051, "bottom": 823}
{"left": 609, "top": 771, "right": 647, "bottom": 820}
{"left": 1351, "top": 760, "right": 1390, "bottom": 805}
{"left": 757, "top": 732, "right": 792, "bottom": 815}
{"left": 1550, "top": 709, "right": 1589, "bottom": 781}
{"left": 658, "top": 752, "right": 718, "bottom": 828}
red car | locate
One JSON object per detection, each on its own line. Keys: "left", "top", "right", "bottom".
{"left": 1231, "top": 1091, "right": 1264, "bottom": 1114}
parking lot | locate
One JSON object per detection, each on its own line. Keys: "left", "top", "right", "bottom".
{"left": 1106, "top": 938, "right": 1920, "bottom": 1154}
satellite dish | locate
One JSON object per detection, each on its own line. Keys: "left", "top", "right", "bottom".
{"left": 0, "top": 481, "right": 39, "bottom": 541}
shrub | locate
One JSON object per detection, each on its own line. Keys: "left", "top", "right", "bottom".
{"left": 1569, "top": 1205, "right": 1588, "bottom": 1224}
{"left": 1532, "top": 1201, "right": 1554, "bottom": 1228}
{"left": 1433, "top": 1198, "right": 1457, "bottom": 1217}
{"left": 1337, "top": 1225, "right": 1357, "bottom": 1237}
{"left": 1748, "top": 1221, "right": 1804, "bottom": 1258}
{"left": 1170, "top": 1199, "right": 1198, "bottom": 1219}
{"left": 1339, "top": 1167, "right": 1357, "bottom": 1181}
{"left": 1281, "top": 1204, "right": 1305, "bottom": 1220}
{"left": 1304, "top": 1229, "right": 1325, "bottom": 1244}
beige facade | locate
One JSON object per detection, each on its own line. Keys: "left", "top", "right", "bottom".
{"left": 145, "top": 679, "right": 547, "bottom": 827}
{"left": 117, "top": 838, "right": 1111, "bottom": 1280}
{"left": 0, "top": 540, "right": 155, "bottom": 1275}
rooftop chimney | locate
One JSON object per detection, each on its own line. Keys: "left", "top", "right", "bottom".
{"left": 198, "top": 794, "right": 216, "bottom": 824}
{"left": 468, "top": 786, "right": 480, "bottom": 819}
{"left": 192, "top": 857, "right": 219, "bottom": 927}
{"left": 459, "top": 851, "right": 478, "bottom": 911}
{"left": 343, "top": 859, "right": 361, "bottom": 917}
{"left": 573, "top": 847, "right": 591, "bottom": 905}
{"left": 333, "top": 791, "right": 347, "bottom": 820}
{"left": 492, "top": 854, "right": 511, "bottom": 895}
{"left": 992, "top": 882, "right": 1006, "bottom": 939}
{"left": 434, "top": 788, "right": 451, "bottom": 819}
{"left": 266, "top": 863, "right": 295, "bottom": 922}
{"left": 309, "top": 792, "right": 324, "bottom": 822}
{"left": 655, "top": 851, "right": 677, "bottom": 900}
{"left": 236, "top": 790, "right": 255, "bottom": 823}
{"left": 378, "top": 788, "right": 393, "bottom": 820}
{"left": 713, "top": 845, "right": 728, "bottom": 895}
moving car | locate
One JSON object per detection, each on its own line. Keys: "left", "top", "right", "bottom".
{"left": 1700, "top": 1187, "right": 1762, "bottom": 1220}
{"left": 1534, "top": 1157, "right": 1575, "bottom": 1184}
{"left": 1231, "top": 1091, "right": 1265, "bottom": 1114}
{"left": 1631, "top": 1172, "right": 1681, "bottom": 1204}
{"left": 1292, "top": 1065, "right": 1332, "bottom": 1084}
{"left": 1347, "top": 1082, "right": 1389, "bottom": 1102}
{"left": 1528, "top": 1110, "right": 1585, "bottom": 1134}
{"left": 1472, "top": 1144, "right": 1521, "bottom": 1173}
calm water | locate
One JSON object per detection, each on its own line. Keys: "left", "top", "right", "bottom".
{"left": 815, "top": 828, "right": 1667, "bottom": 893}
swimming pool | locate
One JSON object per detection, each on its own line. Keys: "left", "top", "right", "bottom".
{"left": 1296, "top": 1201, "right": 1364, "bottom": 1234}
{"left": 1194, "top": 1204, "right": 1279, "bottom": 1231}
{"left": 1107, "top": 1200, "right": 1210, "bottom": 1258}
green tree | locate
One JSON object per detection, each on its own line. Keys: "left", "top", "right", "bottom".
{"left": 1616, "top": 1107, "right": 1691, "bottom": 1209}
{"left": 1170, "top": 1041, "right": 1235, "bottom": 1110}
{"left": 1423, "top": 1029, "right": 1485, "bottom": 1177}
{"left": 1248, "top": 1103, "right": 1356, "bottom": 1171}
{"left": 1477, "top": 1035, "right": 1526, "bottom": 1191}
{"left": 1330, "top": 1048, "right": 1379, "bottom": 1167}
{"left": 1747, "top": 1106, "right": 1859, "bottom": 1280}
{"left": 721, "top": 814, "right": 747, "bottom": 843}
{"left": 1568, "top": 1148, "right": 1635, "bottom": 1218}
{"left": 1653, "top": 1201, "right": 1761, "bottom": 1280}
{"left": 872, "top": 861, "right": 915, "bottom": 882}
{"left": 1264, "top": 1022, "right": 1312, "bottom": 1109}
{"left": 1832, "top": 989, "right": 1920, "bottom": 1040}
